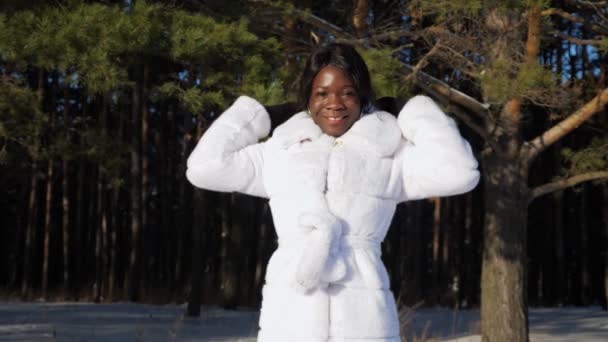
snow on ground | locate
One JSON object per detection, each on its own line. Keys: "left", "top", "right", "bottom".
{"left": 0, "top": 302, "right": 606, "bottom": 341}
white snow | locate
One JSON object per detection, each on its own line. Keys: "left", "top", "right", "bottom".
{"left": 0, "top": 302, "right": 605, "bottom": 341}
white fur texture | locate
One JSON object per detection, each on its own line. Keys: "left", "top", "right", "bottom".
{"left": 186, "top": 95, "right": 480, "bottom": 341}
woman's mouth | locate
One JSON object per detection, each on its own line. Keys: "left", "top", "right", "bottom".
{"left": 323, "top": 115, "right": 349, "bottom": 124}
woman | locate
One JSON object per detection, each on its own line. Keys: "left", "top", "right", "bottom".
{"left": 186, "top": 43, "right": 479, "bottom": 342}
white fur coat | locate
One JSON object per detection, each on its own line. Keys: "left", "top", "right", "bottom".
{"left": 186, "top": 95, "right": 479, "bottom": 342}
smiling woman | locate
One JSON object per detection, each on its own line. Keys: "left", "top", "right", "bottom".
{"left": 307, "top": 65, "right": 361, "bottom": 137}
{"left": 297, "top": 44, "right": 374, "bottom": 137}
{"left": 186, "top": 43, "right": 480, "bottom": 342}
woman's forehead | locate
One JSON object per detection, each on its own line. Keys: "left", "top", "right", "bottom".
{"left": 312, "top": 65, "right": 355, "bottom": 87}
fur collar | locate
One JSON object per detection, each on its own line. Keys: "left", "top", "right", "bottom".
{"left": 271, "top": 110, "right": 402, "bottom": 157}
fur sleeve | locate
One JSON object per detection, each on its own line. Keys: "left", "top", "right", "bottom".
{"left": 395, "top": 95, "right": 480, "bottom": 201}
{"left": 186, "top": 96, "right": 270, "bottom": 198}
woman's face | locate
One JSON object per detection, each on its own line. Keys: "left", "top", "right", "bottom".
{"left": 308, "top": 65, "right": 361, "bottom": 137}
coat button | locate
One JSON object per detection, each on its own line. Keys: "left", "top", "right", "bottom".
{"left": 333, "top": 139, "right": 343, "bottom": 147}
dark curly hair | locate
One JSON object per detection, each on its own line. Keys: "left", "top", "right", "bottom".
{"left": 297, "top": 43, "right": 375, "bottom": 114}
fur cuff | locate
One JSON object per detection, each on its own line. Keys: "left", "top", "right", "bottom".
{"left": 397, "top": 95, "right": 451, "bottom": 141}
{"left": 220, "top": 95, "right": 271, "bottom": 140}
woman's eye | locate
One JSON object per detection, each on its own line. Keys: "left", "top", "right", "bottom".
{"left": 315, "top": 91, "right": 328, "bottom": 97}
{"left": 342, "top": 91, "right": 356, "bottom": 97}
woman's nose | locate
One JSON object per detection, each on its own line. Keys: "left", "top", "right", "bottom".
{"left": 325, "top": 93, "right": 345, "bottom": 109}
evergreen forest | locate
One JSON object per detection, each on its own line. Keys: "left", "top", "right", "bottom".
{"left": 1, "top": 1, "right": 607, "bottom": 341}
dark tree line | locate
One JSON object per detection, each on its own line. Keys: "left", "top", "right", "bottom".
{"left": 1, "top": 1, "right": 607, "bottom": 341}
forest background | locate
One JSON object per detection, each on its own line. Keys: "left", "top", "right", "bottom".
{"left": 0, "top": 0, "right": 607, "bottom": 341}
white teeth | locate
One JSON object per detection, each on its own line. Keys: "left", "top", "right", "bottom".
{"left": 327, "top": 116, "right": 346, "bottom": 121}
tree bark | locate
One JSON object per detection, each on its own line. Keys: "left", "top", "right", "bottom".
{"left": 125, "top": 78, "right": 142, "bottom": 302}
{"left": 603, "top": 187, "right": 608, "bottom": 310}
{"left": 579, "top": 185, "right": 590, "bottom": 305}
{"left": 480, "top": 153, "right": 529, "bottom": 342}
{"left": 220, "top": 194, "right": 239, "bottom": 309}
{"left": 186, "top": 189, "right": 205, "bottom": 317}
{"left": 94, "top": 180, "right": 103, "bottom": 301}
{"left": 553, "top": 190, "right": 565, "bottom": 305}
{"left": 156, "top": 107, "right": 170, "bottom": 290}
{"left": 74, "top": 160, "right": 85, "bottom": 299}
{"left": 352, "top": 0, "right": 368, "bottom": 38}
{"left": 187, "top": 117, "right": 207, "bottom": 317}
{"left": 42, "top": 154, "right": 54, "bottom": 300}
{"left": 140, "top": 62, "right": 150, "bottom": 288}
{"left": 21, "top": 167, "right": 38, "bottom": 299}
{"left": 61, "top": 85, "right": 71, "bottom": 296}
{"left": 253, "top": 202, "right": 271, "bottom": 302}
{"left": 431, "top": 197, "right": 441, "bottom": 302}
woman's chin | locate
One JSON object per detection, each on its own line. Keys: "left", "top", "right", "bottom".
{"left": 320, "top": 124, "right": 349, "bottom": 137}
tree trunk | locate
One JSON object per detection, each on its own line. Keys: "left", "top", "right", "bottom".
{"left": 61, "top": 85, "right": 71, "bottom": 296}
{"left": 74, "top": 160, "right": 85, "bottom": 298}
{"left": 61, "top": 160, "right": 70, "bottom": 296}
{"left": 187, "top": 115, "right": 206, "bottom": 316}
{"left": 253, "top": 202, "right": 271, "bottom": 303}
{"left": 176, "top": 123, "right": 192, "bottom": 287}
{"left": 441, "top": 198, "right": 452, "bottom": 305}
{"left": 21, "top": 167, "right": 38, "bottom": 299}
{"left": 140, "top": 62, "right": 150, "bottom": 288}
{"left": 352, "top": 0, "right": 369, "bottom": 38}
{"left": 155, "top": 104, "right": 170, "bottom": 290}
{"left": 431, "top": 197, "right": 441, "bottom": 302}
{"left": 187, "top": 188, "right": 205, "bottom": 317}
{"left": 94, "top": 180, "right": 103, "bottom": 302}
{"left": 220, "top": 194, "right": 239, "bottom": 309}
{"left": 125, "top": 78, "right": 142, "bottom": 301}
{"left": 603, "top": 187, "right": 608, "bottom": 310}
{"left": 237, "top": 195, "right": 255, "bottom": 304}
{"left": 108, "top": 187, "right": 119, "bottom": 301}
{"left": 462, "top": 192, "right": 474, "bottom": 308}
{"left": 480, "top": 153, "right": 529, "bottom": 342}
{"left": 42, "top": 158, "right": 54, "bottom": 299}
{"left": 579, "top": 185, "right": 590, "bottom": 305}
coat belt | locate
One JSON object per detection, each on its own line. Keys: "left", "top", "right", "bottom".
{"left": 279, "top": 234, "right": 381, "bottom": 253}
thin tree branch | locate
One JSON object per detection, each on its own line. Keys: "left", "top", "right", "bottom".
{"left": 524, "top": 88, "right": 608, "bottom": 162}
{"left": 402, "top": 63, "right": 490, "bottom": 119}
{"left": 542, "top": 7, "right": 585, "bottom": 23}
{"left": 404, "top": 41, "right": 441, "bottom": 82}
{"left": 554, "top": 31, "right": 604, "bottom": 45}
{"left": 281, "top": 6, "right": 354, "bottom": 40}
{"left": 248, "top": 0, "right": 354, "bottom": 40}
{"left": 528, "top": 171, "right": 608, "bottom": 202}
{"left": 335, "top": 29, "right": 414, "bottom": 46}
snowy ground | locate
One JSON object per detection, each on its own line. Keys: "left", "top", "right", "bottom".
{"left": 0, "top": 302, "right": 606, "bottom": 341}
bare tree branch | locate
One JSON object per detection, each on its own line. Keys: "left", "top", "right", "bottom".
{"left": 528, "top": 171, "right": 608, "bottom": 202}
{"left": 563, "top": 0, "right": 608, "bottom": 26}
{"left": 554, "top": 31, "right": 604, "bottom": 45}
{"left": 524, "top": 88, "right": 608, "bottom": 162}
{"left": 294, "top": 10, "right": 354, "bottom": 40}
{"left": 542, "top": 7, "right": 585, "bottom": 23}
{"left": 335, "top": 29, "right": 415, "bottom": 46}
{"left": 404, "top": 41, "right": 441, "bottom": 82}
{"left": 541, "top": 6, "right": 608, "bottom": 34}
{"left": 248, "top": 0, "right": 354, "bottom": 40}
{"left": 402, "top": 63, "right": 490, "bottom": 119}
